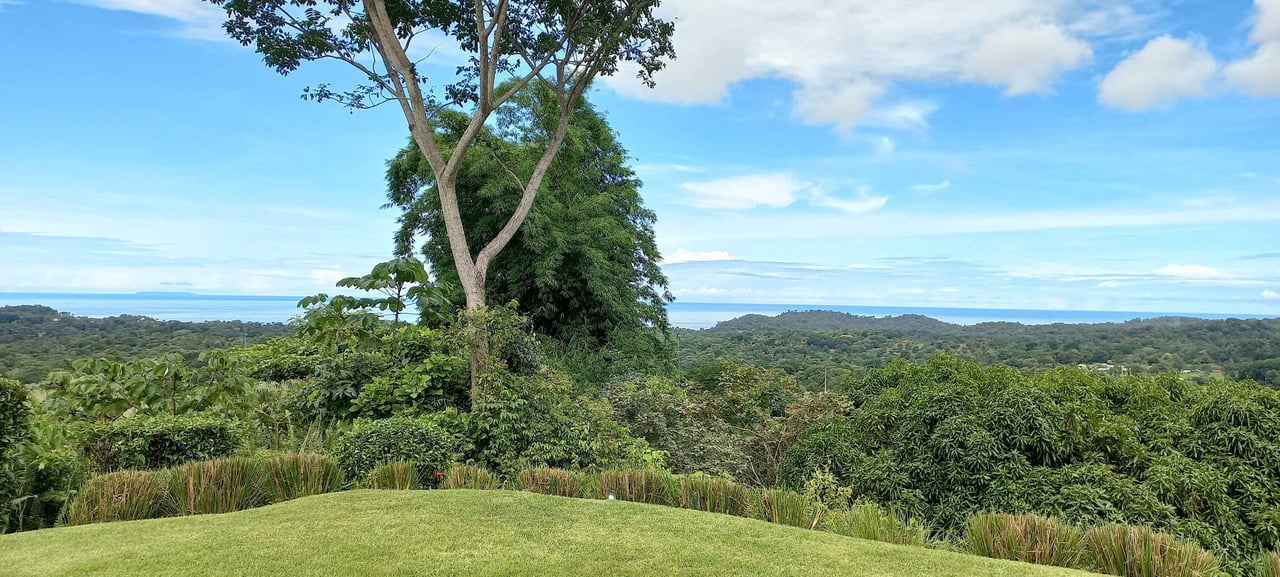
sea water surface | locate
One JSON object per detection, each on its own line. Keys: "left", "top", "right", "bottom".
{"left": 0, "top": 292, "right": 1271, "bottom": 329}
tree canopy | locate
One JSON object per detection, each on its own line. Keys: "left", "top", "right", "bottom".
{"left": 386, "top": 83, "right": 672, "bottom": 351}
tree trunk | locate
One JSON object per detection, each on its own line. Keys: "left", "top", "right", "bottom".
{"left": 462, "top": 268, "right": 488, "bottom": 406}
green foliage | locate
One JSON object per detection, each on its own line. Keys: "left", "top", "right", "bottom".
{"left": 166, "top": 458, "right": 268, "bottom": 516}
{"left": 1086, "top": 524, "right": 1221, "bottom": 577}
{"left": 441, "top": 464, "right": 499, "bottom": 491}
{"left": 1258, "top": 551, "right": 1280, "bottom": 577}
{"left": 779, "top": 355, "right": 1280, "bottom": 573}
{"left": 262, "top": 454, "right": 343, "bottom": 503}
{"left": 1, "top": 377, "right": 31, "bottom": 531}
{"left": 8, "top": 414, "right": 87, "bottom": 531}
{"left": 368, "top": 462, "right": 420, "bottom": 490}
{"left": 0, "top": 305, "right": 287, "bottom": 384}
{"left": 332, "top": 417, "right": 455, "bottom": 487}
{"left": 42, "top": 353, "right": 255, "bottom": 422}
{"left": 748, "top": 488, "right": 820, "bottom": 529}
{"left": 75, "top": 415, "right": 241, "bottom": 472}
{"left": 65, "top": 470, "right": 173, "bottom": 526}
{"left": 826, "top": 502, "right": 933, "bottom": 547}
{"left": 387, "top": 84, "right": 672, "bottom": 360}
{"left": 678, "top": 476, "right": 752, "bottom": 517}
{"left": 967, "top": 513, "right": 1089, "bottom": 569}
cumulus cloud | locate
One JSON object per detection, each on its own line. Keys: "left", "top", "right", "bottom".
{"left": 663, "top": 249, "right": 742, "bottom": 265}
{"left": 1263, "top": 289, "right": 1280, "bottom": 300}
{"left": 680, "top": 173, "right": 806, "bottom": 210}
{"left": 963, "top": 24, "right": 1093, "bottom": 95}
{"left": 1154, "top": 264, "right": 1221, "bottom": 279}
{"left": 607, "top": 0, "right": 1123, "bottom": 131}
{"left": 810, "top": 186, "right": 889, "bottom": 214}
{"left": 1226, "top": 0, "right": 1280, "bottom": 96}
{"left": 1099, "top": 36, "right": 1218, "bottom": 110}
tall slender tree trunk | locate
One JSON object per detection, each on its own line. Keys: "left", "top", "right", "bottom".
{"left": 462, "top": 269, "right": 488, "bottom": 406}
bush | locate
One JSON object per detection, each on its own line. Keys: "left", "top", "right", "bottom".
{"left": 1086, "top": 524, "right": 1220, "bottom": 577}
{"left": 966, "top": 513, "right": 1088, "bottom": 569}
{"left": 332, "top": 417, "right": 455, "bottom": 487}
{"left": 65, "top": 470, "right": 172, "bottom": 525}
{"left": 748, "top": 488, "right": 819, "bottom": 529}
{"left": 598, "top": 469, "right": 678, "bottom": 506}
{"left": 368, "top": 462, "right": 420, "bottom": 490}
{"left": 827, "top": 502, "right": 933, "bottom": 547}
{"left": 166, "top": 458, "right": 268, "bottom": 516}
{"left": 441, "top": 464, "right": 499, "bottom": 490}
{"left": 513, "top": 468, "right": 598, "bottom": 499}
{"left": 76, "top": 415, "right": 240, "bottom": 471}
{"left": 678, "top": 476, "right": 752, "bottom": 517}
{"left": 262, "top": 454, "right": 343, "bottom": 503}
{"left": 1, "top": 377, "right": 31, "bottom": 532}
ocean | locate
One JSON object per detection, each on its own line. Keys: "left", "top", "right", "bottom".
{"left": 0, "top": 292, "right": 1271, "bottom": 330}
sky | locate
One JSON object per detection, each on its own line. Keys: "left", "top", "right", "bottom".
{"left": 0, "top": 0, "right": 1278, "bottom": 315}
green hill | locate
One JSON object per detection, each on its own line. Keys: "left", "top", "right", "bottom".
{"left": 0, "top": 490, "right": 1095, "bottom": 577}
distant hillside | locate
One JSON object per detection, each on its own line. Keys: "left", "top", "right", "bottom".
{"left": 0, "top": 305, "right": 290, "bottom": 382}
{"left": 681, "top": 309, "right": 1280, "bottom": 389}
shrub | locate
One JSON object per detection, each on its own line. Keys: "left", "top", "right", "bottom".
{"left": 65, "top": 470, "right": 172, "bottom": 525}
{"left": 749, "top": 488, "right": 820, "bottom": 529}
{"left": 76, "top": 415, "right": 240, "bottom": 471}
{"left": 368, "top": 462, "right": 420, "bottom": 490}
{"left": 1, "top": 377, "right": 31, "bottom": 532}
{"left": 827, "top": 502, "right": 933, "bottom": 547}
{"left": 263, "top": 454, "right": 343, "bottom": 502}
{"left": 1086, "top": 524, "right": 1220, "bottom": 577}
{"left": 332, "top": 417, "right": 454, "bottom": 487}
{"left": 1258, "top": 551, "right": 1280, "bottom": 577}
{"left": 598, "top": 469, "right": 678, "bottom": 506}
{"left": 678, "top": 476, "right": 752, "bottom": 517}
{"left": 966, "top": 513, "right": 1088, "bottom": 569}
{"left": 166, "top": 458, "right": 268, "bottom": 516}
{"left": 513, "top": 468, "right": 598, "bottom": 499}
{"left": 441, "top": 464, "right": 499, "bottom": 490}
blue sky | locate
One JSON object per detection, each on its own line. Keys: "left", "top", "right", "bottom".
{"left": 1, "top": 0, "right": 1278, "bottom": 314}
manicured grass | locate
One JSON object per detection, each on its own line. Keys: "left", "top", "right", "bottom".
{"left": 0, "top": 490, "right": 1100, "bottom": 577}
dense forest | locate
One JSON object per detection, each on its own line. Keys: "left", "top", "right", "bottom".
{"left": 0, "top": 306, "right": 290, "bottom": 383}
{"left": 677, "top": 311, "right": 1280, "bottom": 389}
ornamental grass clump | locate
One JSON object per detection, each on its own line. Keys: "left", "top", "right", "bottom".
{"left": 368, "top": 462, "right": 420, "bottom": 490}
{"left": 65, "top": 470, "right": 172, "bottom": 526}
{"left": 513, "top": 468, "right": 598, "bottom": 499}
{"left": 966, "top": 513, "right": 1087, "bottom": 569}
{"left": 1258, "top": 551, "right": 1280, "bottom": 577}
{"left": 678, "top": 476, "right": 751, "bottom": 517}
{"left": 441, "top": 464, "right": 499, "bottom": 490}
{"left": 263, "top": 453, "right": 343, "bottom": 503}
{"left": 166, "top": 458, "right": 268, "bottom": 516}
{"left": 1086, "top": 523, "right": 1220, "bottom": 577}
{"left": 598, "top": 469, "right": 678, "bottom": 506}
{"left": 749, "top": 488, "right": 821, "bottom": 529}
{"left": 827, "top": 502, "right": 933, "bottom": 547}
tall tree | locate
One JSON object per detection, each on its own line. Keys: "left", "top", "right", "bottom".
{"left": 207, "top": 0, "right": 676, "bottom": 400}
{"left": 386, "top": 83, "right": 672, "bottom": 353}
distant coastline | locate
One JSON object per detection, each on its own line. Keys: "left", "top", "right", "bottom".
{"left": 1, "top": 292, "right": 1274, "bottom": 330}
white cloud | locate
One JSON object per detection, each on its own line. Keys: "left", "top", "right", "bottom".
{"left": 1099, "top": 36, "right": 1218, "bottom": 111}
{"left": 680, "top": 173, "right": 806, "bottom": 210}
{"left": 875, "top": 136, "right": 896, "bottom": 155}
{"left": 76, "top": 0, "right": 226, "bottom": 39}
{"left": 1263, "top": 289, "right": 1280, "bottom": 300}
{"left": 663, "top": 249, "right": 742, "bottom": 265}
{"left": 1154, "top": 264, "right": 1221, "bottom": 279}
{"left": 810, "top": 186, "right": 889, "bottom": 214}
{"left": 963, "top": 24, "right": 1093, "bottom": 95}
{"left": 912, "top": 180, "right": 953, "bottom": 193}
{"left": 1097, "top": 281, "right": 1120, "bottom": 288}
{"left": 607, "top": 1, "right": 1125, "bottom": 131}
{"left": 1226, "top": 1, "right": 1280, "bottom": 96}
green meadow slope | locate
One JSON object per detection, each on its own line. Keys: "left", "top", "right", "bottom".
{"left": 0, "top": 490, "right": 1099, "bottom": 577}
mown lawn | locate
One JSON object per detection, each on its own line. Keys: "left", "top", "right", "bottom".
{"left": 0, "top": 490, "right": 1099, "bottom": 577}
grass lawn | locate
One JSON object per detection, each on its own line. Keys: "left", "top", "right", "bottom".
{"left": 0, "top": 490, "right": 1099, "bottom": 576}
